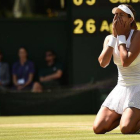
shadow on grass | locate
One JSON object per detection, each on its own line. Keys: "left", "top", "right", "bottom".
{"left": 106, "top": 133, "right": 140, "bottom": 135}
{"left": 106, "top": 133, "right": 121, "bottom": 135}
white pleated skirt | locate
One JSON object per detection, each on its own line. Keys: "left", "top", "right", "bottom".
{"left": 101, "top": 83, "right": 140, "bottom": 114}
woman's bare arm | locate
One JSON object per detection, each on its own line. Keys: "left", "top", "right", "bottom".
{"left": 98, "top": 35, "right": 114, "bottom": 68}
{"left": 13, "top": 75, "right": 18, "bottom": 86}
{"left": 98, "top": 16, "right": 117, "bottom": 68}
{"left": 40, "top": 70, "right": 63, "bottom": 82}
{"left": 24, "top": 73, "right": 34, "bottom": 87}
{"left": 118, "top": 31, "right": 140, "bottom": 67}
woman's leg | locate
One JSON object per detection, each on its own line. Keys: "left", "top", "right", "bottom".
{"left": 120, "top": 107, "right": 140, "bottom": 134}
{"left": 93, "top": 106, "right": 121, "bottom": 134}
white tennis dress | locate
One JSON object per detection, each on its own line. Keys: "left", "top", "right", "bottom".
{"left": 102, "top": 29, "right": 140, "bottom": 114}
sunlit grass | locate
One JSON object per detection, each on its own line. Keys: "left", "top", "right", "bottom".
{"left": 0, "top": 115, "right": 139, "bottom": 140}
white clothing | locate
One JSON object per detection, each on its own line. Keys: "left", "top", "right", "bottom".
{"left": 102, "top": 30, "right": 140, "bottom": 114}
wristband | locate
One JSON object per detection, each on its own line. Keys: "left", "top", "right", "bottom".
{"left": 118, "top": 35, "right": 126, "bottom": 45}
{"left": 107, "top": 35, "right": 117, "bottom": 48}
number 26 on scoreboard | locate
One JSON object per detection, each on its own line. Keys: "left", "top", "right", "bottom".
{"left": 73, "top": 0, "right": 96, "bottom": 6}
{"left": 73, "top": 19, "right": 96, "bottom": 34}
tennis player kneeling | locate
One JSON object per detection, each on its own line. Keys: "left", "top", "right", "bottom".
{"left": 93, "top": 4, "right": 140, "bottom": 134}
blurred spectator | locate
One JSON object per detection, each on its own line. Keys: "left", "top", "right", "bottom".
{"left": 13, "top": 0, "right": 34, "bottom": 18}
{"left": 32, "top": 50, "right": 63, "bottom": 92}
{"left": 0, "top": 50, "right": 10, "bottom": 87}
{"left": 12, "top": 47, "right": 35, "bottom": 91}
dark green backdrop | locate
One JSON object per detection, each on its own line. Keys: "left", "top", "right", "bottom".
{"left": 0, "top": 0, "right": 140, "bottom": 85}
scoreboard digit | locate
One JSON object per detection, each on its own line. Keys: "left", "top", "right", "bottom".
{"left": 86, "top": 0, "right": 96, "bottom": 6}
{"left": 86, "top": 19, "right": 96, "bottom": 34}
{"left": 73, "top": 19, "right": 84, "bottom": 34}
{"left": 73, "top": 0, "right": 96, "bottom": 6}
{"left": 73, "top": 0, "right": 83, "bottom": 6}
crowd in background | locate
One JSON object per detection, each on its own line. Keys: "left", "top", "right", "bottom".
{"left": 0, "top": 0, "right": 67, "bottom": 92}
{"left": 0, "top": 0, "right": 66, "bottom": 18}
{"left": 0, "top": 48, "right": 64, "bottom": 92}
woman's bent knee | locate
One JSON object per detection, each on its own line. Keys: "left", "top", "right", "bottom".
{"left": 93, "top": 124, "right": 106, "bottom": 134}
{"left": 120, "top": 125, "right": 134, "bottom": 134}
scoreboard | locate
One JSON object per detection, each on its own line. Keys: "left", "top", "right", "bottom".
{"left": 69, "top": 0, "right": 140, "bottom": 85}
{"left": 72, "top": 0, "right": 140, "bottom": 35}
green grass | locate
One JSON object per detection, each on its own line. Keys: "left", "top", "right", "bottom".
{"left": 0, "top": 115, "right": 140, "bottom": 140}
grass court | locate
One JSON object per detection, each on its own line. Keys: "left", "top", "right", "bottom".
{"left": 0, "top": 115, "right": 140, "bottom": 140}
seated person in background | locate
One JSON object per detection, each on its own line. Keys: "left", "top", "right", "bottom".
{"left": 32, "top": 50, "right": 63, "bottom": 92}
{"left": 0, "top": 50, "right": 10, "bottom": 87}
{"left": 12, "top": 47, "right": 35, "bottom": 91}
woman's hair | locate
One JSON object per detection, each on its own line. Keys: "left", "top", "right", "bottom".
{"left": 124, "top": 4, "right": 137, "bottom": 30}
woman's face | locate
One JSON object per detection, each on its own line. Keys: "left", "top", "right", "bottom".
{"left": 114, "top": 9, "right": 133, "bottom": 25}
{"left": 18, "top": 48, "right": 27, "bottom": 60}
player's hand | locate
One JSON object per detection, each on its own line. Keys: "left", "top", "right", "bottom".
{"left": 115, "top": 17, "right": 130, "bottom": 36}
{"left": 112, "top": 15, "right": 117, "bottom": 37}
{"left": 17, "top": 85, "right": 25, "bottom": 90}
